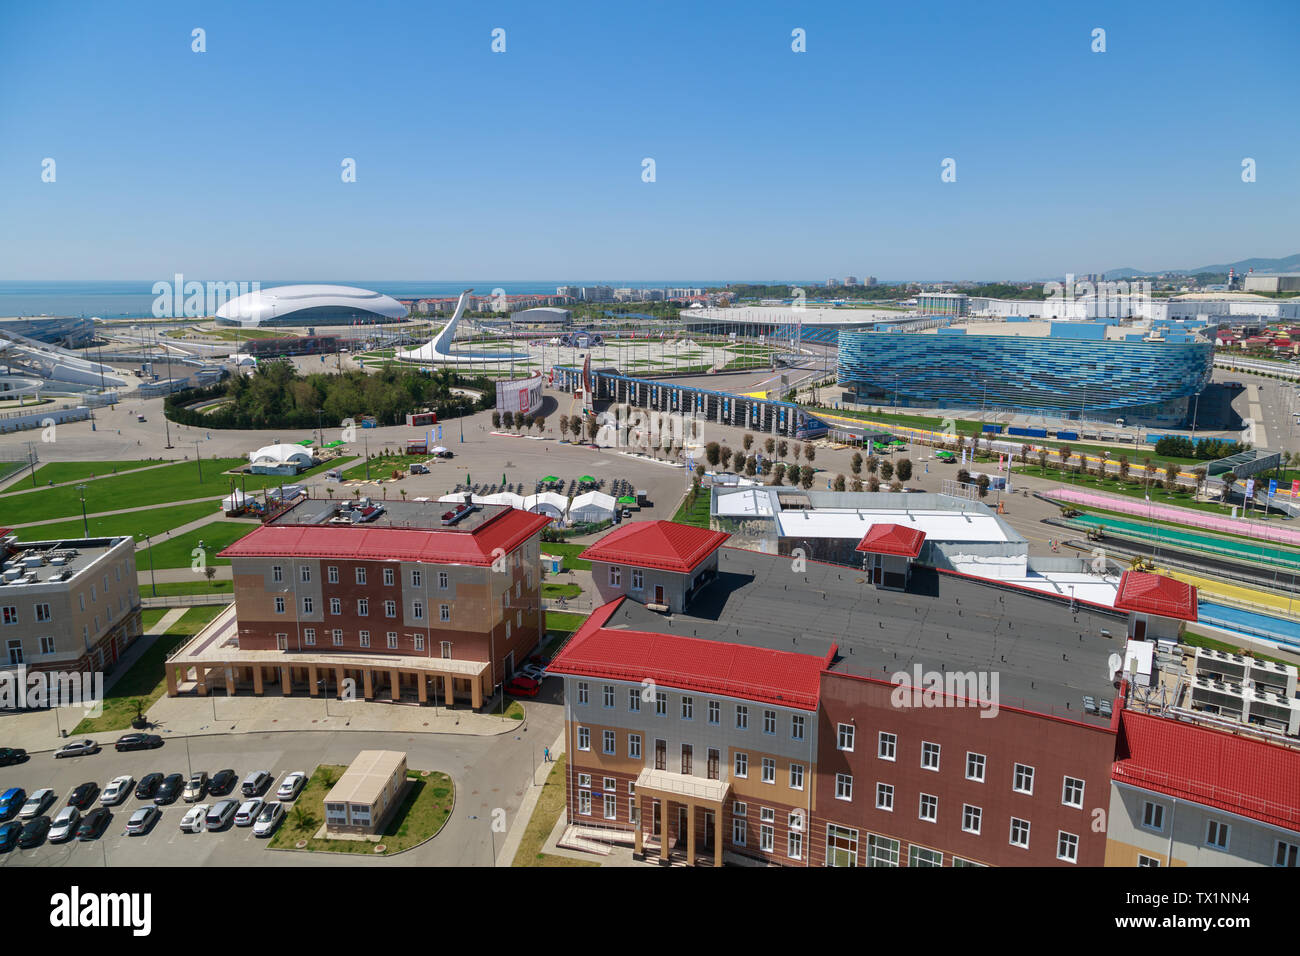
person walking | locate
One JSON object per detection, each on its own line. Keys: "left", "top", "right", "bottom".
{"left": 543, "top": 746, "right": 551, "bottom": 763}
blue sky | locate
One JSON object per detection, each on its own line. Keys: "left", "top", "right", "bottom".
{"left": 1, "top": 0, "right": 1296, "bottom": 281}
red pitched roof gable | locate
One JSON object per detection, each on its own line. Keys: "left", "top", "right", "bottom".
{"left": 1113, "top": 571, "right": 1198, "bottom": 622}
{"left": 578, "top": 520, "right": 730, "bottom": 574}
{"left": 548, "top": 599, "right": 826, "bottom": 710}
{"left": 855, "top": 523, "right": 926, "bottom": 558}
{"left": 1113, "top": 708, "right": 1300, "bottom": 832}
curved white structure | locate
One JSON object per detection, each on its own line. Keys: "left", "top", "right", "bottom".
{"left": 397, "top": 291, "right": 528, "bottom": 365}
{"left": 215, "top": 284, "right": 408, "bottom": 327}
{"left": 0, "top": 330, "right": 126, "bottom": 393}
{"left": 249, "top": 443, "right": 314, "bottom": 468}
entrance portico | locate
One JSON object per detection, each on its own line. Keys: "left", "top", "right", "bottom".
{"left": 631, "top": 767, "right": 729, "bottom": 867}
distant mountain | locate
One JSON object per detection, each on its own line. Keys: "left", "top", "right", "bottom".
{"left": 1102, "top": 253, "right": 1300, "bottom": 281}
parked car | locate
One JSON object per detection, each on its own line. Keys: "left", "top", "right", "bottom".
{"left": 125, "top": 806, "right": 160, "bottom": 836}
{"left": 241, "top": 771, "right": 271, "bottom": 797}
{"left": 209, "top": 769, "right": 237, "bottom": 796}
{"left": 114, "top": 733, "right": 163, "bottom": 752}
{"left": 519, "top": 664, "right": 546, "bottom": 682}
{"left": 0, "top": 820, "right": 20, "bottom": 852}
{"left": 0, "top": 747, "right": 27, "bottom": 766}
{"left": 252, "top": 802, "right": 285, "bottom": 837}
{"left": 182, "top": 772, "right": 209, "bottom": 802}
{"left": 179, "top": 804, "right": 208, "bottom": 833}
{"left": 205, "top": 800, "right": 237, "bottom": 831}
{"left": 19, "top": 788, "right": 55, "bottom": 819}
{"left": 48, "top": 806, "right": 80, "bottom": 843}
{"left": 0, "top": 788, "right": 26, "bottom": 821}
{"left": 18, "top": 815, "right": 51, "bottom": 848}
{"left": 505, "top": 676, "right": 541, "bottom": 697}
{"left": 135, "top": 773, "right": 164, "bottom": 800}
{"left": 154, "top": 773, "right": 185, "bottom": 805}
{"left": 55, "top": 738, "right": 101, "bottom": 759}
{"left": 276, "top": 772, "right": 307, "bottom": 801}
{"left": 68, "top": 782, "right": 98, "bottom": 810}
{"left": 234, "top": 798, "right": 264, "bottom": 827}
{"left": 100, "top": 775, "right": 134, "bottom": 806}
{"left": 76, "top": 807, "right": 111, "bottom": 841}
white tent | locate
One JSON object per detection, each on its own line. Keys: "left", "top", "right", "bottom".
{"left": 569, "top": 491, "right": 616, "bottom": 523}
{"left": 524, "top": 492, "right": 569, "bottom": 520}
{"left": 249, "top": 443, "right": 313, "bottom": 469}
{"left": 479, "top": 492, "right": 525, "bottom": 509}
{"left": 220, "top": 490, "right": 249, "bottom": 512}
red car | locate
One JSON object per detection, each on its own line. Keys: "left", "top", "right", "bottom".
{"left": 505, "top": 676, "right": 540, "bottom": 698}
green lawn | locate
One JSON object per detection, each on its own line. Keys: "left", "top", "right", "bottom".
{"left": 141, "top": 579, "right": 235, "bottom": 598}
{"left": 544, "top": 611, "right": 588, "bottom": 635}
{"left": 138, "top": 520, "right": 258, "bottom": 569}
{"left": 671, "top": 490, "right": 711, "bottom": 527}
{"left": 14, "top": 500, "right": 220, "bottom": 543}
{"left": 340, "top": 455, "right": 431, "bottom": 481}
{"left": 1026, "top": 467, "right": 1285, "bottom": 517}
{"left": 71, "top": 604, "right": 225, "bottom": 734}
{"left": 542, "top": 582, "right": 582, "bottom": 599}
{"left": 268, "top": 766, "right": 454, "bottom": 855}
{"left": 1182, "top": 631, "right": 1296, "bottom": 669}
{"left": 2, "top": 459, "right": 163, "bottom": 491}
{"left": 540, "top": 542, "right": 591, "bottom": 571}
{"left": 512, "top": 755, "right": 600, "bottom": 867}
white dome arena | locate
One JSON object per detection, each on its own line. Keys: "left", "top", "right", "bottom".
{"left": 215, "top": 284, "right": 408, "bottom": 327}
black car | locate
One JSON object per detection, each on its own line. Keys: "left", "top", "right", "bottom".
{"left": 154, "top": 773, "right": 184, "bottom": 805}
{"left": 0, "top": 747, "right": 27, "bottom": 766}
{"left": 17, "top": 815, "right": 51, "bottom": 849}
{"left": 68, "top": 782, "right": 99, "bottom": 810}
{"left": 114, "top": 733, "right": 163, "bottom": 752}
{"left": 209, "top": 769, "right": 238, "bottom": 797}
{"left": 135, "top": 773, "right": 164, "bottom": 800}
{"left": 76, "top": 807, "right": 110, "bottom": 841}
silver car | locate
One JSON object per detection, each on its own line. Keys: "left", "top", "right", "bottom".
{"left": 252, "top": 802, "right": 285, "bottom": 837}
{"left": 19, "top": 788, "right": 55, "bottom": 819}
{"left": 48, "top": 806, "right": 80, "bottom": 843}
{"left": 234, "top": 798, "right": 264, "bottom": 827}
{"left": 54, "top": 738, "right": 100, "bottom": 759}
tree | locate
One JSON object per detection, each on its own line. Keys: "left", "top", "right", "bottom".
{"left": 1192, "top": 467, "right": 1207, "bottom": 500}
{"left": 744, "top": 455, "right": 757, "bottom": 477}
{"left": 976, "top": 474, "right": 991, "bottom": 498}
{"left": 203, "top": 565, "right": 217, "bottom": 584}
{"left": 764, "top": 437, "right": 776, "bottom": 455}
{"left": 867, "top": 475, "right": 880, "bottom": 492}
{"left": 720, "top": 446, "right": 733, "bottom": 471}
{"left": 777, "top": 440, "right": 788, "bottom": 459}
{"left": 743, "top": 433, "right": 754, "bottom": 452}
{"left": 558, "top": 417, "right": 569, "bottom": 441}
{"left": 1036, "top": 448, "right": 1048, "bottom": 474}
{"left": 833, "top": 473, "right": 846, "bottom": 492}
{"left": 492, "top": 411, "right": 501, "bottom": 429}
{"left": 804, "top": 445, "right": 816, "bottom": 464}
{"left": 770, "top": 463, "right": 786, "bottom": 486}
{"left": 1164, "top": 461, "right": 1179, "bottom": 491}
{"left": 695, "top": 464, "right": 705, "bottom": 480}
{"left": 851, "top": 452, "right": 863, "bottom": 476}
{"left": 1220, "top": 473, "right": 1236, "bottom": 503}
{"left": 1118, "top": 455, "right": 1130, "bottom": 484}
{"left": 799, "top": 465, "right": 815, "bottom": 490}
{"left": 792, "top": 443, "right": 803, "bottom": 462}
{"left": 956, "top": 468, "right": 971, "bottom": 486}
{"left": 1057, "top": 445, "right": 1072, "bottom": 477}
{"left": 1018, "top": 444, "right": 1029, "bottom": 466}
{"left": 879, "top": 460, "right": 894, "bottom": 481}
{"left": 890, "top": 479, "right": 904, "bottom": 492}
{"left": 866, "top": 454, "right": 879, "bottom": 475}
{"left": 502, "top": 411, "right": 514, "bottom": 430}
{"left": 535, "top": 415, "right": 546, "bottom": 434}
{"left": 850, "top": 478, "right": 863, "bottom": 492}
{"left": 896, "top": 458, "right": 913, "bottom": 482}
{"left": 705, "top": 442, "right": 721, "bottom": 468}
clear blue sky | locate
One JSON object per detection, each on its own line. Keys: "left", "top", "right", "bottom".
{"left": 1, "top": 0, "right": 1296, "bottom": 282}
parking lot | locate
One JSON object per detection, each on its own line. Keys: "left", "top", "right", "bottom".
{"left": 0, "top": 703, "right": 563, "bottom": 867}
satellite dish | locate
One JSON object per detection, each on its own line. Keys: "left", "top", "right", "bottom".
{"left": 1107, "top": 652, "right": 1123, "bottom": 681}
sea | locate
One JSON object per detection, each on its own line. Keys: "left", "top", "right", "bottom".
{"left": 0, "top": 280, "right": 737, "bottom": 319}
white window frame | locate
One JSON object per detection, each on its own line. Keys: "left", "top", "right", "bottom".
{"left": 1062, "top": 776, "right": 1084, "bottom": 809}
{"left": 921, "top": 741, "right": 940, "bottom": 771}
{"left": 835, "top": 773, "right": 853, "bottom": 801}
{"left": 962, "top": 804, "right": 982, "bottom": 835}
{"left": 838, "top": 722, "right": 855, "bottom": 751}
{"left": 966, "top": 752, "right": 986, "bottom": 782}
{"left": 1013, "top": 763, "right": 1035, "bottom": 795}
{"left": 1009, "top": 817, "right": 1030, "bottom": 849}
{"left": 1057, "top": 831, "right": 1079, "bottom": 864}
{"left": 918, "top": 793, "right": 938, "bottom": 823}
{"left": 878, "top": 731, "right": 896, "bottom": 761}
{"left": 875, "top": 783, "right": 893, "bottom": 811}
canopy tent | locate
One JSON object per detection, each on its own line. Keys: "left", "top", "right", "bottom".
{"left": 617, "top": 495, "right": 637, "bottom": 505}
{"left": 524, "top": 492, "right": 569, "bottom": 520}
{"left": 569, "top": 491, "right": 617, "bottom": 523}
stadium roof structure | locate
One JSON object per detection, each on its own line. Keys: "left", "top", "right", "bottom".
{"left": 215, "top": 284, "right": 407, "bottom": 326}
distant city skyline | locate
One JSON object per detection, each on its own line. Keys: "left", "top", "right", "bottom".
{"left": 1, "top": 0, "right": 1296, "bottom": 280}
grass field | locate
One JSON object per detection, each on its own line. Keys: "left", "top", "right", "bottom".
{"left": 340, "top": 454, "right": 433, "bottom": 481}
{"left": 2, "top": 459, "right": 162, "bottom": 491}
{"left": 542, "top": 582, "right": 582, "bottom": 599}
{"left": 1026, "top": 467, "right": 1284, "bottom": 517}
{"left": 268, "top": 766, "right": 454, "bottom": 855}
{"left": 13, "top": 500, "right": 221, "bottom": 542}
{"left": 138, "top": 520, "right": 259, "bottom": 569}
{"left": 72, "top": 605, "right": 225, "bottom": 734}
{"left": 671, "top": 490, "right": 711, "bottom": 527}
{"left": 541, "top": 542, "right": 592, "bottom": 570}
{"left": 142, "top": 579, "right": 235, "bottom": 598}
{"left": 544, "top": 611, "right": 588, "bottom": 635}
{"left": 512, "top": 755, "right": 599, "bottom": 867}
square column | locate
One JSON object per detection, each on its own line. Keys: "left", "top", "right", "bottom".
{"left": 196, "top": 665, "right": 208, "bottom": 696}
{"left": 634, "top": 794, "right": 645, "bottom": 857}
{"left": 471, "top": 676, "right": 483, "bottom": 710}
{"left": 390, "top": 668, "right": 401, "bottom": 702}
{"left": 417, "top": 674, "right": 428, "bottom": 704}
{"left": 686, "top": 801, "right": 696, "bottom": 866}
{"left": 444, "top": 675, "right": 454, "bottom": 707}
{"left": 165, "top": 664, "right": 178, "bottom": 697}
{"left": 308, "top": 664, "right": 318, "bottom": 696}
{"left": 252, "top": 666, "right": 264, "bottom": 696}
{"left": 224, "top": 666, "right": 235, "bottom": 697}
{"left": 335, "top": 666, "right": 345, "bottom": 699}
{"left": 362, "top": 668, "right": 374, "bottom": 700}
{"left": 714, "top": 808, "right": 723, "bottom": 867}
{"left": 281, "top": 666, "right": 291, "bottom": 696}
{"left": 660, "top": 799, "right": 671, "bottom": 863}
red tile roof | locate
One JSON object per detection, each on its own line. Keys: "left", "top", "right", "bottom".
{"left": 855, "top": 523, "right": 926, "bottom": 558}
{"left": 578, "top": 520, "right": 730, "bottom": 574}
{"left": 1113, "top": 708, "right": 1300, "bottom": 832}
{"left": 219, "top": 508, "right": 549, "bottom": 566}
{"left": 1113, "top": 571, "right": 1198, "bottom": 621}
{"left": 547, "top": 599, "right": 828, "bottom": 710}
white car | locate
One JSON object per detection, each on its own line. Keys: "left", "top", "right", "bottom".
{"left": 234, "top": 798, "right": 264, "bottom": 827}
{"left": 100, "top": 775, "right": 134, "bottom": 806}
{"left": 179, "top": 804, "right": 208, "bottom": 833}
{"left": 19, "top": 788, "right": 55, "bottom": 819}
{"left": 519, "top": 664, "right": 547, "bottom": 682}
{"left": 48, "top": 805, "right": 80, "bottom": 843}
{"left": 276, "top": 772, "right": 307, "bottom": 801}
{"left": 252, "top": 802, "right": 285, "bottom": 837}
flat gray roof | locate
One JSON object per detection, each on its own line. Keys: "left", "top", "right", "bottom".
{"left": 607, "top": 548, "right": 1120, "bottom": 724}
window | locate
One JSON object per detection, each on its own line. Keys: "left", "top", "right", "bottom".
{"left": 1137, "top": 855, "right": 1161, "bottom": 868}
{"left": 576, "top": 681, "right": 589, "bottom": 705}
{"left": 352, "top": 567, "right": 365, "bottom": 585}
{"left": 437, "top": 604, "right": 449, "bottom": 622}
{"left": 735, "top": 705, "right": 749, "bottom": 730}
{"left": 331, "top": 630, "right": 342, "bottom": 646}
{"left": 631, "top": 568, "right": 643, "bottom": 590}
{"left": 791, "top": 714, "right": 805, "bottom": 740}
{"left": 655, "top": 691, "right": 667, "bottom": 716}
{"left": 329, "top": 598, "right": 342, "bottom": 615}
{"left": 654, "top": 740, "right": 666, "bottom": 771}
{"left": 953, "top": 857, "right": 987, "bottom": 868}
{"left": 826, "top": 824, "right": 858, "bottom": 867}
{"left": 274, "top": 596, "right": 285, "bottom": 614}
{"left": 680, "top": 696, "right": 693, "bottom": 720}
{"left": 733, "top": 753, "right": 748, "bottom": 778}
{"left": 761, "top": 758, "right": 775, "bottom": 784}
{"left": 1141, "top": 801, "right": 1165, "bottom": 832}
{"left": 357, "top": 598, "right": 369, "bottom": 617}
{"left": 272, "top": 565, "right": 283, "bottom": 583}
{"left": 440, "top": 641, "right": 451, "bottom": 658}
{"left": 34, "top": 603, "right": 51, "bottom": 623}
{"left": 1062, "top": 776, "right": 1085, "bottom": 808}
{"left": 300, "top": 566, "right": 311, "bottom": 583}
{"left": 708, "top": 700, "right": 720, "bottom": 724}
{"left": 1205, "top": 820, "right": 1230, "bottom": 851}
{"left": 789, "top": 764, "right": 804, "bottom": 790}
{"left": 304, "top": 628, "right": 316, "bottom": 646}
{"left": 1009, "top": 818, "right": 1031, "bottom": 849}
{"left": 918, "top": 793, "right": 938, "bottom": 822}
{"left": 384, "top": 600, "right": 397, "bottom": 618}
{"left": 732, "top": 819, "right": 747, "bottom": 846}
{"left": 763, "top": 709, "right": 776, "bottom": 734}
{"left": 412, "top": 601, "right": 424, "bottom": 620}
{"left": 707, "top": 748, "right": 720, "bottom": 780}
{"left": 835, "top": 773, "right": 853, "bottom": 801}
{"left": 867, "top": 835, "right": 900, "bottom": 867}
{"left": 39, "top": 636, "right": 55, "bottom": 655}
{"left": 386, "top": 632, "right": 397, "bottom": 650}
{"left": 603, "top": 794, "right": 617, "bottom": 820}
{"left": 838, "top": 723, "right": 855, "bottom": 751}
{"left": 760, "top": 824, "right": 774, "bottom": 853}
{"left": 577, "top": 727, "right": 590, "bottom": 751}
{"left": 966, "top": 752, "right": 986, "bottom": 782}
{"left": 414, "top": 635, "right": 424, "bottom": 652}
{"left": 908, "top": 846, "right": 943, "bottom": 867}
{"left": 878, "top": 732, "right": 896, "bottom": 761}
{"left": 628, "top": 688, "right": 640, "bottom": 712}
{"left": 578, "top": 791, "right": 591, "bottom": 816}
{"left": 1057, "top": 831, "right": 1079, "bottom": 864}
{"left": 1274, "top": 841, "right": 1298, "bottom": 868}
{"left": 876, "top": 783, "right": 893, "bottom": 811}
{"left": 578, "top": 773, "right": 591, "bottom": 788}
{"left": 78, "top": 595, "right": 84, "bottom": 612}
{"left": 962, "top": 805, "right": 982, "bottom": 835}
{"left": 438, "top": 571, "right": 448, "bottom": 590}
{"left": 680, "top": 744, "right": 693, "bottom": 775}
{"left": 383, "top": 568, "right": 394, "bottom": 586}
{"left": 411, "top": 570, "right": 422, "bottom": 588}
{"left": 302, "top": 597, "right": 314, "bottom": 614}
{"left": 608, "top": 566, "right": 621, "bottom": 587}
{"left": 921, "top": 741, "right": 940, "bottom": 771}
{"left": 602, "top": 730, "right": 615, "bottom": 755}
{"left": 628, "top": 734, "right": 641, "bottom": 760}
{"left": 328, "top": 566, "right": 339, "bottom": 584}
{"left": 360, "top": 631, "right": 371, "bottom": 648}
{"left": 1013, "top": 763, "right": 1035, "bottom": 795}
{"left": 602, "top": 685, "right": 614, "bottom": 708}
{"left": 787, "top": 830, "right": 803, "bottom": 861}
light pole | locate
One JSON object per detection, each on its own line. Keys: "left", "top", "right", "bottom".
{"left": 144, "top": 533, "right": 158, "bottom": 596}
{"left": 77, "top": 485, "right": 89, "bottom": 536}
{"left": 195, "top": 441, "right": 202, "bottom": 483}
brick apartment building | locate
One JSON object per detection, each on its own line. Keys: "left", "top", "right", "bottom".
{"left": 165, "top": 497, "right": 548, "bottom": 708}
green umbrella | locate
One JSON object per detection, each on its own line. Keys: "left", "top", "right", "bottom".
{"left": 542, "top": 475, "right": 559, "bottom": 484}
{"left": 579, "top": 475, "right": 596, "bottom": 484}
{"left": 617, "top": 495, "right": 636, "bottom": 504}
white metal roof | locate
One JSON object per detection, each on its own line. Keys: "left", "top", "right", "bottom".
{"left": 570, "top": 491, "right": 616, "bottom": 511}
{"left": 216, "top": 284, "right": 407, "bottom": 324}
{"left": 249, "top": 443, "right": 313, "bottom": 465}
{"left": 775, "top": 508, "right": 1011, "bottom": 544}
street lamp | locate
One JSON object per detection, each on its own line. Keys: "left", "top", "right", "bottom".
{"left": 77, "top": 485, "right": 89, "bottom": 537}
{"left": 143, "top": 533, "right": 158, "bottom": 596}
